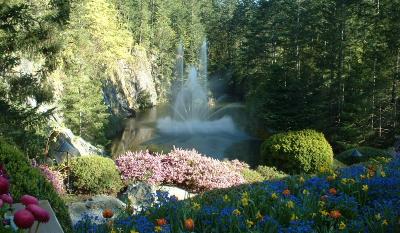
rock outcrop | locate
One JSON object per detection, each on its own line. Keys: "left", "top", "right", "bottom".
{"left": 104, "top": 46, "right": 158, "bottom": 117}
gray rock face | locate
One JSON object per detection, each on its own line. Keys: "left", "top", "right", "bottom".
{"left": 120, "top": 183, "right": 195, "bottom": 213}
{"left": 48, "top": 127, "right": 105, "bottom": 163}
{"left": 104, "top": 47, "right": 158, "bottom": 117}
{"left": 68, "top": 195, "right": 126, "bottom": 226}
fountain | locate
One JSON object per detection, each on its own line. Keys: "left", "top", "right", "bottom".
{"left": 157, "top": 40, "right": 238, "bottom": 135}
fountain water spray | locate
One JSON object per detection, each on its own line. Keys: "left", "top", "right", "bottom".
{"left": 157, "top": 40, "right": 238, "bottom": 135}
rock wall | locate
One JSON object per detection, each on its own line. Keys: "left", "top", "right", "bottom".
{"left": 104, "top": 46, "right": 158, "bottom": 117}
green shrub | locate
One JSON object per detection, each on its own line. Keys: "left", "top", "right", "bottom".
{"left": 256, "top": 165, "right": 288, "bottom": 180}
{"left": 67, "top": 156, "right": 123, "bottom": 194}
{"left": 241, "top": 168, "right": 264, "bottom": 183}
{"left": 336, "top": 146, "right": 392, "bottom": 165}
{"left": 0, "top": 138, "right": 72, "bottom": 233}
{"left": 261, "top": 129, "right": 334, "bottom": 174}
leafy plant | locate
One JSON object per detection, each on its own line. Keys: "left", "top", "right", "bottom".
{"left": 0, "top": 138, "right": 72, "bottom": 232}
{"left": 256, "top": 165, "right": 288, "bottom": 180}
{"left": 66, "top": 156, "right": 123, "bottom": 194}
{"left": 336, "top": 147, "right": 392, "bottom": 165}
{"left": 261, "top": 129, "right": 334, "bottom": 174}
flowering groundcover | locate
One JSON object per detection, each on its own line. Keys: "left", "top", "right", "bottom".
{"left": 74, "top": 157, "right": 400, "bottom": 233}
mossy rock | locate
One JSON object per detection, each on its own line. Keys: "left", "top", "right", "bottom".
{"left": 261, "top": 129, "right": 333, "bottom": 174}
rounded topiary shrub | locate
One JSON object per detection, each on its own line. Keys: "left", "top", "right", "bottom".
{"left": 67, "top": 156, "right": 123, "bottom": 194}
{"left": 261, "top": 129, "right": 333, "bottom": 174}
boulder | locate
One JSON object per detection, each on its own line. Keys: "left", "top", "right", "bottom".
{"left": 68, "top": 195, "right": 126, "bottom": 225}
{"left": 47, "top": 127, "right": 105, "bottom": 163}
{"left": 119, "top": 183, "right": 195, "bottom": 213}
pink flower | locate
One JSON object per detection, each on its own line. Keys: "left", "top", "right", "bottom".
{"left": 0, "top": 199, "right": 3, "bottom": 208}
{"left": 0, "top": 176, "right": 10, "bottom": 194}
{"left": 21, "top": 195, "right": 39, "bottom": 206}
{"left": 37, "top": 165, "right": 65, "bottom": 194}
{"left": 0, "top": 194, "right": 13, "bottom": 204}
{"left": 26, "top": 204, "right": 50, "bottom": 223}
{"left": 13, "top": 209, "right": 35, "bottom": 229}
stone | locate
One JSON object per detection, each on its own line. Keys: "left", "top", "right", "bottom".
{"left": 104, "top": 46, "right": 158, "bottom": 117}
{"left": 47, "top": 127, "right": 105, "bottom": 163}
{"left": 120, "top": 182, "right": 195, "bottom": 213}
{"left": 68, "top": 195, "right": 126, "bottom": 226}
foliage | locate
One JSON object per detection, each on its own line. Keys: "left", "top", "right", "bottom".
{"left": 336, "top": 147, "right": 393, "bottom": 165}
{"left": 66, "top": 156, "right": 123, "bottom": 195}
{"left": 74, "top": 156, "right": 400, "bottom": 233}
{"left": 0, "top": 0, "right": 68, "bottom": 159}
{"left": 116, "top": 148, "right": 246, "bottom": 192}
{"left": 256, "top": 166, "right": 288, "bottom": 181}
{"left": 240, "top": 168, "right": 264, "bottom": 183}
{"left": 261, "top": 129, "right": 334, "bottom": 174}
{"left": 0, "top": 138, "right": 72, "bottom": 232}
{"left": 36, "top": 164, "right": 66, "bottom": 195}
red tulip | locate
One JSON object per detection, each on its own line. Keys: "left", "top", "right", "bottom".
{"left": 1, "top": 194, "right": 13, "bottom": 204}
{"left": 26, "top": 204, "right": 50, "bottom": 223}
{"left": 184, "top": 218, "right": 195, "bottom": 231}
{"left": 0, "top": 177, "right": 10, "bottom": 194}
{"left": 13, "top": 209, "right": 35, "bottom": 229}
{"left": 21, "top": 195, "right": 39, "bottom": 206}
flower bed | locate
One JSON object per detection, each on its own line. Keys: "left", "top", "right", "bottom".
{"left": 75, "top": 157, "right": 400, "bottom": 233}
{"left": 116, "top": 148, "right": 246, "bottom": 191}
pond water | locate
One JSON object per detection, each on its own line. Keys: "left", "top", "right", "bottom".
{"left": 111, "top": 102, "right": 263, "bottom": 167}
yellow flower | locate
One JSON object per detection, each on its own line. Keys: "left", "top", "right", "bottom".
{"left": 223, "top": 194, "right": 230, "bottom": 202}
{"left": 290, "top": 214, "right": 298, "bottom": 221}
{"left": 320, "top": 210, "right": 329, "bottom": 216}
{"left": 232, "top": 209, "right": 241, "bottom": 216}
{"left": 302, "top": 189, "right": 310, "bottom": 195}
{"left": 299, "top": 176, "right": 305, "bottom": 183}
{"left": 339, "top": 221, "right": 346, "bottom": 230}
{"left": 192, "top": 202, "right": 201, "bottom": 210}
{"left": 375, "top": 213, "right": 381, "bottom": 221}
{"left": 271, "top": 193, "right": 278, "bottom": 200}
{"left": 381, "top": 171, "right": 386, "bottom": 177}
{"left": 130, "top": 231, "right": 139, "bottom": 233}
{"left": 241, "top": 197, "right": 249, "bottom": 207}
{"left": 382, "top": 219, "right": 388, "bottom": 226}
{"left": 246, "top": 219, "right": 254, "bottom": 228}
{"left": 111, "top": 229, "right": 117, "bottom": 233}
{"left": 362, "top": 185, "right": 368, "bottom": 192}
{"left": 286, "top": 200, "right": 295, "bottom": 209}
{"left": 360, "top": 174, "right": 366, "bottom": 179}
{"left": 341, "top": 178, "right": 347, "bottom": 184}
{"left": 242, "top": 191, "right": 249, "bottom": 199}
{"left": 155, "top": 226, "right": 162, "bottom": 232}
{"left": 256, "top": 211, "right": 263, "bottom": 221}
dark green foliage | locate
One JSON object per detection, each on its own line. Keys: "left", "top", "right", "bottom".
{"left": 336, "top": 146, "right": 392, "bottom": 165}
{"left": 67, "top": 156, "right": 123, "bottom": 195}
{"left": 255, "top": 165, "right": 288, "bottom": 180}
{"left": 0, "top": 138, "right": 72, "bottom": 233}
{"left": 261, "top": 129, "right": 334, "bottom": 174}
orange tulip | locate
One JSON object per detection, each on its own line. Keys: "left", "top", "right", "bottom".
{"left": 329, "top": 210, "right": 342, "bottom": 219}
{"left": 184, "top": 218, "right": 195, "bottom": 231}
{"left": 156, "top": 218, "right": 167, "bottom": 226}
{"left": 282, "top": 189, "right": 290, "bottom": 196}
{"left": 329, "top": 188, "right": 337, "bottom": 195}
{"left": 102, "top": 209, "right": 113, "bottom": 219}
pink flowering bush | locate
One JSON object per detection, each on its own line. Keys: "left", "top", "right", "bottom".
{"left": 116, "top": 148, "right": 246, "bottom": 191}
{"left": 115, "top": 150, "right": 164, "bottom": 184}
{"left": 37, "top": 165, "right": 66, "bottom": 195}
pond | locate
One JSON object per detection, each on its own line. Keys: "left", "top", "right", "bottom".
{"left": 111, "top": 102, "right": 263, "bottom": 167}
